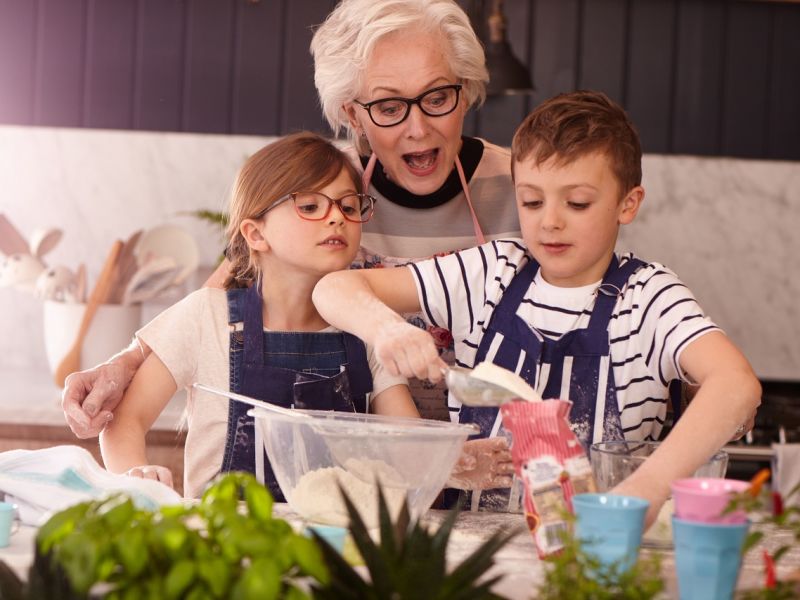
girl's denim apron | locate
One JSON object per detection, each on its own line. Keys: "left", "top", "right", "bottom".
{"left": 220, "top": 284, "right": 372, "bottom": 501}
{"left": 453, "top": 255, "right": 646, "bottom": 510}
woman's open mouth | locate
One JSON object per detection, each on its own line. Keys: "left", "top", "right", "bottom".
{"left": 402, "top": 149, "right": 439, "bottom": 175}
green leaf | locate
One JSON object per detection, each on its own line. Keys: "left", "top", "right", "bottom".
{"left": 114, "top": 527, "right": 149, "bottom": 577}
{"left": 230, "top": 558, "right": 280, "bottom": 600}
{"left": 36, "top": 502, "right": 90, "bottom": 554}
{"left": 244, "top": 479, "right": 273, "bottom": 523}
{"left": 287, "top": 534, "right": 329, "bottom": 584}
{"left": 195, "top": 556, "right": 231, "bottom": 598}
{"left": 163, "top": 559, "right": 196, "bottom": 600}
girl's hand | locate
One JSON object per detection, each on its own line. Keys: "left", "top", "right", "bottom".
{"left": 125, "top": 464, "right": 175, "bottom": 489}
{"left": 447, "top": 438, "right": 515, "bottom": 490}
{"left": 373, "top": 319, "right": 447, "bottom": 382}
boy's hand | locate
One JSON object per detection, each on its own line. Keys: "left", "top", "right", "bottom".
{"left": 373, "top": 319, "right": 447, "bottom": 382}
{"left": 447, "top": 438, "right": 515, "bottom": 490}
{"left": 125, "top": 465, "right": 175, "bottom": 489}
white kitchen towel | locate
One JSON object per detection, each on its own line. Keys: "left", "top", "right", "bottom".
{"left": 772, "top": 443, "right": 800, "bottom": 507}
{"left": 0, "top": 445, "right": 183, "bottom": 525}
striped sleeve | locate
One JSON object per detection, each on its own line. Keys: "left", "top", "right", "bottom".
{"left": 409, "top": 240, "right": 528, "bottom": 347}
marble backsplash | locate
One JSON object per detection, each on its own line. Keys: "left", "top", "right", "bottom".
{"left": 1, "top": 125, "right": 797, "bottom": 381}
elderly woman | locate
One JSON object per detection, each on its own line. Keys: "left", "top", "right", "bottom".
{"left": 61, "top": 0, "right": 519, "bottom": 496}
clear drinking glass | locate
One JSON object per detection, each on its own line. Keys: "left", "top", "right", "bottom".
{"left": 589, "top": 440, "right": 729, "bottom": 548}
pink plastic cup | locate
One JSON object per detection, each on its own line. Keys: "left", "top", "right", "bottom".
{"left": 670, "top": 477, "right": 749, "bottom": 524}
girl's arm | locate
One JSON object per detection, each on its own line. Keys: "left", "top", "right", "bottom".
{"left": 313, "top": 267, "right": 445, "bottom": 382}
{"left": 370, "top": 384, "right": 420, "bottom": 418}
{"left": 99, "top": 351, "right": 178, "bottom": 482}
{"left": 613, "top": 331, "right": 761, "bottom": 525}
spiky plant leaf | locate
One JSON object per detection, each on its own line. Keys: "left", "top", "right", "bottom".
{"left": 313, "top": 481, "right": 517, "bottom": 600}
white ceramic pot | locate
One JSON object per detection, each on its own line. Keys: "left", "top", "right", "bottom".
{"left": 43, "top": 301, "right": 143, "bottom": 374}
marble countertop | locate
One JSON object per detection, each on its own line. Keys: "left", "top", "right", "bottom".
{"left": 2, "top": 506, "right": 798, "bottom": 597}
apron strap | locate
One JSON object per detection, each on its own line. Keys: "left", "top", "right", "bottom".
{"left": 341, "top": 332, "right": 374, "bottom": 397}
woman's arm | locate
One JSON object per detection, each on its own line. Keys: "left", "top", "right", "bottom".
{"left": 313, "top": 267, "right": 445, "bottom": 381}
{"left": 613, "top": 331, "right": 761, "bottom": 525}
{"left": 99, "top": 351, "right": 178, "bottom": 480}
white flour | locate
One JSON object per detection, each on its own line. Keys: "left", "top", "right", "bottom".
{"left": 290, "top": 459, "right": 407, "bottom": 528}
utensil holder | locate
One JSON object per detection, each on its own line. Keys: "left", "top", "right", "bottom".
{"left": 43, "top": 300, "right": 142, "bottom": 375}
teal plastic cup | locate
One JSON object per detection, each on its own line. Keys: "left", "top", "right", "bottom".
{"left": 572, "top": 493, "right": 649, "bottom": 572}
{"left": 0, "top": 502, "right": 19, "bottom": 548}
{"left": 672, "top": 517, "right": 749, "bottom": 600}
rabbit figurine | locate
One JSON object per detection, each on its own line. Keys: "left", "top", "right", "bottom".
{"left": 0, "top": 213, "right": 64, "bottom": 294}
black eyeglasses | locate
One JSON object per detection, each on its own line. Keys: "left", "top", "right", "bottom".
{"left": 354, "top": 84, "right": 462, "bottom": 127}
{"left": 259, "top": 191, "right": 376, "bottom": 223}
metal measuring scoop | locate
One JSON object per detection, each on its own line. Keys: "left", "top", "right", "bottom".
{"left": 444, "top": 365, "right": 539, "bottom": 407}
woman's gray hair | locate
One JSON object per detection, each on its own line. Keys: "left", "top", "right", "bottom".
{"left": 311, "top": 0, "right": 488, "bottom": 154}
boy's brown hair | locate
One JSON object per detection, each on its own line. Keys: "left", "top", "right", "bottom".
{"left": 224, "top": 131, "right": 362, "bottom": 289}
{"left": 511, "top": 90, "right": 642, "bottom": 194}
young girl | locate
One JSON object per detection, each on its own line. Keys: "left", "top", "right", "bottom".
{"left": 99, "top": 132, "right": 419, "bottom": 500}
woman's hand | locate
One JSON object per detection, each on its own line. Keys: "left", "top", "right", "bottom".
{"left": 447, "top": 437, "right": 515, "bottom": 490}
{"left": 62, "top": 363, "right": 128, "bottom": 438}
{"left": 125, "top": 464, "right": 175, "bottom": 489}
{"left": 373, "top": 319, "right": 446, "bottom": 382}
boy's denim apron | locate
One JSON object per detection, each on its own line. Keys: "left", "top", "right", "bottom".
{"left": 453, "top": 255, "right": 646, "bottom": 510}
{"left": 220, "top": 284, "right": 372, "bottom": 501}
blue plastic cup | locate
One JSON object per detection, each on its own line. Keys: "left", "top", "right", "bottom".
{"left": 572, "top": 493, "right": 649, "bottom": 572}
{"left": 0, "top": 502, "right": 19, "bottom": 548}
{"left": 305, "top": 524, "right": 348, "bottom": 553}
{"left": 672, "top": 517, "right": 749, "bottom": 600}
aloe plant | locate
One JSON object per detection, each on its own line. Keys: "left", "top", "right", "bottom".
{"left": 311, "top": 485, "right": 518, "bottom": 600}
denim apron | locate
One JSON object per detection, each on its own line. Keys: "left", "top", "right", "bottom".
{"left": 454, "top": 255, "right": 646, "bottom": 510}
{"left": 220, "top": 284, "right": 372, "bottom": 501}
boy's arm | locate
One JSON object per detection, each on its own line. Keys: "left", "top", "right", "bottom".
{"left": 99, "top": 351, "right": 178, "bottom": 478}
{"left": 613, "top": 331, "right": 761, "bottom": 525}
{"left": 313, "top": 267, "right": 446, "bottom": 382}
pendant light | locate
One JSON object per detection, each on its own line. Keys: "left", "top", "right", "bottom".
{"left": 483, "top": 0, "right": 534, "bottom": 96}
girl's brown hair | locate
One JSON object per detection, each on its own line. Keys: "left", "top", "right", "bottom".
{"left": 511, "top": 90, "right": 642, "bottom": 195}
{"left": 224, "top": 131, "right": 362, "bottom": 289}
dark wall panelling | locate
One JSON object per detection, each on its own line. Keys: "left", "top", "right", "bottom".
{"left": 625, "top": 0, "right": 678, "bottom": 154}
{"left": 84, "top": 0, "right": 137, "bottom": 129}
{"left": 721, "top": 2, "right": 771, "bottom": 158}
{"left": 0, "top": 0, "right": 798, "bottom": 160}
{"left": 578, "top": 0, "right": 627, "bottom": 104}
{"left": 767, "top": 5, "right": 800, "bottom": 160}
{"left": 531, "top": 0, "right": 580, "bottom": 107}
{"left": 36, "top": 0, "right": 87, "bottom": 127}
{"left": 182, "top": 0, "right": 236, "bottom": 133}
{"left": 135, "top": 0, "right": 185, "bottom": 132}
{"left": 232, "top": 1, "right": 284, "bottom": 135}
{"left": 672, "top": 0, "right": 725, "bottom": 156}
{"left": 280, "top": 0, "right": 337, "bottom": 136}
{"left": 0, "top": 0, "right": 36, "bottom": 124}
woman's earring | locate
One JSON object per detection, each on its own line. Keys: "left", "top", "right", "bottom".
{"left": 360, "top": 130, "right": 367, "bottom": 138}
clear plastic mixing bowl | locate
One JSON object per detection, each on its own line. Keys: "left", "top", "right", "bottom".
{"left": 251, "top": 408, "right": 473, "bottom": 527}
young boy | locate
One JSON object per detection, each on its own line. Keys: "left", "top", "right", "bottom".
{"left": 312, "top": 91, "right": 761, "bottom": 521}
